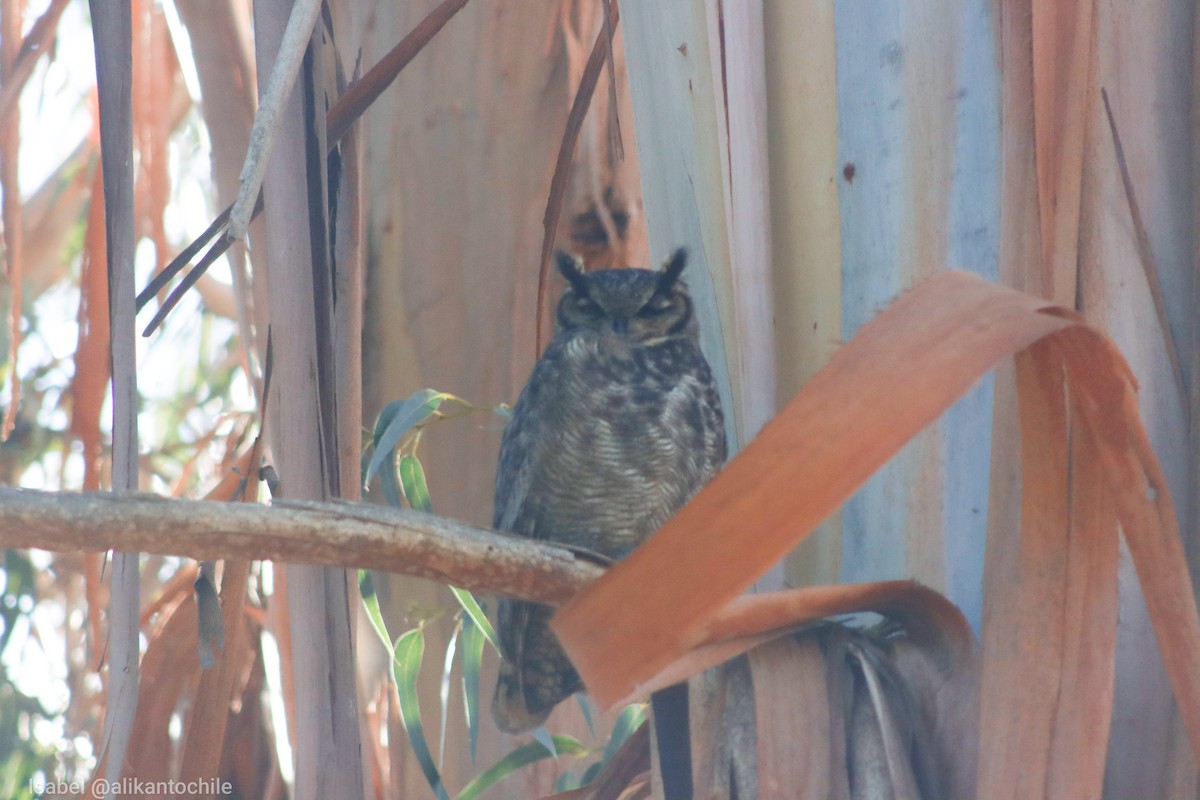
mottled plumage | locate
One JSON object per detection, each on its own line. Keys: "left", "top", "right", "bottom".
{"left": 492, "top": 249, "right": 726, "bottom": 733}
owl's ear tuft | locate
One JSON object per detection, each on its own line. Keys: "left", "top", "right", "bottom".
{"left": 555, "top": 251, "right": 590, "bottom": 296}
{"left": 657, "top": 248, "right": 688, "bottom": 293}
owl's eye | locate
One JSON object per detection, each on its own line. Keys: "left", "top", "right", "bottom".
{"left": 637, "top": 296, "right": 675, "bottom": 317}
{"left": 573, "top": 296, "right": 604, "bottom": 317}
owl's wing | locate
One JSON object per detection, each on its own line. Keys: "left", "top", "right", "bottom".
{"left": 492, "top": 406, "right": 536, "bottom": 534}
{"left": 701, "top": 370, "right": 728, "bottom": 474}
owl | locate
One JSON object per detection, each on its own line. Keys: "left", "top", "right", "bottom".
{"left": 492, "top": 248, "right": 727, "bottom": 733}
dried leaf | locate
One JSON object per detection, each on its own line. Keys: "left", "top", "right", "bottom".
{"left": 551, "top": 270, "right": 1200, "bottom": 796}
{"left": 554, "top": 271, "right": 1067, "bottom": 703}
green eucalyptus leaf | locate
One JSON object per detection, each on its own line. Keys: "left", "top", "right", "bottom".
{"left": 438, "top": 619, "right": 462, "bottom": 768}
{"left": 364, "top": 389, "right": 447, "bottom": 488}
{"left": 460, "top": 615, "right": 485, "bottom": 765}
{"left": 602, "top": 704, "right": 647, "bottom": 764}
{"left": 358, "top": 571, "right": 393, "bottom": 654}
{"left": 1, "top": 550, "right": 35, "bottom": 656}
{"left": 580, "top": 760, "right": 603, "bottom": 786}
{"left": 359, "top": 574, "right": 449, "bottom": 799}
{"left": 532, "top": 725, "right": 557, "bottom": 758}
{"left": 399, "top": 454, "right": 434, "bottom": 512}
{"left": 449, "top": 587, "right": 499, "bottom": 652}
{"left": 453, "top": 735, "right": 587, "bottom": 800}
{"left": 554, "top": 771, "right": 581, "bottom": 791}
{"left": 394, "top": 627, "right": 450, "bottom": 800}
{"left": 575, "top": 694, "right": 595, "bottom": 739}
{"left": 379, "top": 454, "right": 404, "bottom": 508}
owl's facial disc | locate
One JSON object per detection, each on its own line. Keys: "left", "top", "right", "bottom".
{"left": 552, "top": 249, "right": 697, "bottom": 342}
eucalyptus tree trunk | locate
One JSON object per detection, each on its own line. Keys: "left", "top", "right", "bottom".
{"left": 358, "top": 0, "right": 616, "bottom": 792}
{"left": 253, "top": 1, "right": 364, "bottom": 797}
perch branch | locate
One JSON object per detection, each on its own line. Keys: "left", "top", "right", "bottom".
{"left": 0, "top": 487, "right": 602, "bottom": 605}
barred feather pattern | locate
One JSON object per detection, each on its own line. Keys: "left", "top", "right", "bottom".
{"left": 492, "top": 252, "right": 726, "bottom": 733}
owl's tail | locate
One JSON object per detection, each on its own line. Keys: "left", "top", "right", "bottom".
{"left": 492, "top": 600, "right": 583, "bottom": 733}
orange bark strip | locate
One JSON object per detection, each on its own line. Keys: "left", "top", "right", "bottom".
{"left": 553, "top": 271, "right": 1071, "bottom": 707}
{"left": 139, "top": 561, "right": 200, "bottom": 627}
{"left": 75, "top": 165, "right": 113, "bottom": 678}
{"left": 72, "top": 165, "right": 113, "bottom": 490}
{"left": 1030, "top": 0, "right": 1097, "bottom": 304}
{"left": 0, "top": 0, "right": 23, "bottom": 440}
{"left": 1057, "top": 325, "right": 1200, "bottom": 762}
{"left": 978, "top": 343, "right": 1071, "bottom": 800}
{"left": 1045, "top": 371, "right": 1118, "bottom": 799}
{"left": 125, "top": 594, "right": 204, "bottom": 781}
{"left": 179, "top": 560, "right": 252, "bottom": 780}
{"left": 179, "top": 434, "right": 263, "bottom": 779}
{"left": 324, "top": 0, "right": 472, "bottom": 146}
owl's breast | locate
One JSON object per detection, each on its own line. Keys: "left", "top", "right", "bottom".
{"left": 494, "top": 334, "right": 725, "bottom": 558}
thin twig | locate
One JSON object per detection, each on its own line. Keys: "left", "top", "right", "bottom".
{"left": 141, "top": 0, "right": 475, "bottom": 336}
{"left": 536, "top": 0, "right": 619, "bottom": 355}
{"left": 325, "top": 0, "right": 472, "bottom": 145}
{"left": 136, "top": 203, "right": 234, "bottom": 310}
{"left": 1100, "top": 87, "right": 1186, "bottom": 404}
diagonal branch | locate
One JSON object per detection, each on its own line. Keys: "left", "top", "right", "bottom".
{"left": 536, "top": 0, "right": 619, "bottom": 355}
{"left": 139, "top": 0, "right": 475, "bottom": 335}
{"left": 0, "top": 486, "right": 602, "bottom": 604}
{"left": 1099, "top": 87, "right": 1186, "bottom": 405}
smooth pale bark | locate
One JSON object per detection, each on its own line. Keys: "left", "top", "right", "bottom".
{"left": 1084, "top": 4, "right": 1194, "bottom": 794}
{"left": 763, "top": 0, "right": 843, "bottom": 588}
{"left": 252, "top": 0, "right": 363, "bottom": 795}
{"left": 0, "top": 488, "right": 602, "bottom": 603}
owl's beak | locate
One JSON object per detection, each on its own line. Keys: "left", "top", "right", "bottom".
{"left": 612, "top": 317, "right": 629, "bottom": 334}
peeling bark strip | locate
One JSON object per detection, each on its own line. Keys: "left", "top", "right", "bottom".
{"left": 90, "top": 0, "right": 140, "bottom": 793}
{"left": 0, "top": 488, "right": 602, "bottom": 604}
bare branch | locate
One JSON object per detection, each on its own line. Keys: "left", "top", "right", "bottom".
{"left": 0, "top": 487, "right": 602, "bottom": 604}
{"left": 228, "top": 0, "right": 322, "bottom": 240}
